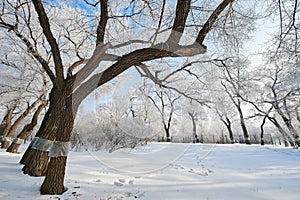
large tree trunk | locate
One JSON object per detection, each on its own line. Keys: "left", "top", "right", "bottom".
{"left": 21, "top": 88, "right": 64, "bottom": 176}
{"left": 20, "top": 107, "right": 56, "bottom": 176}
{"left": 40, "top": 97, "right": 75, "bottom": 194}
{"left": 7, "top": 102, "right": 48, "bottom": 153}
{"left": 40, "top": 156, "right": 67, "bottom": 194}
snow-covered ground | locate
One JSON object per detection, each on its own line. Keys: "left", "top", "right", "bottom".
{"left": 0, "top": 143, "right": 300, "bottom": 200}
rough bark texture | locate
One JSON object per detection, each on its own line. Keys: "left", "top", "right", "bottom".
{"left": 7, "top": 102, "right": 48, "bottom": 153}
{"left": 1, "top": 141, "right": 10, "bottom": 149}
{"left": 22, "top": 149, "right": 50, "bottom": 176}
{"left": 6, "top": 142, "right": 21, "bottom": 153}
{"left": 0, "top": 107, "right": 14, "bottom": 148}
{"left": 40, "top": 98, "right": 75, "bottom": 194}
{"left": 0, "top": 110, "right": 10, "bottom": 134}
{"left": 21, "top": 88, "right": 65, "bottom": 176}
{"left": 40, "top": 157, "right": 67, "bottom": 194}
{"left": 3, "top": 97, "right": 41, "bottom": 149}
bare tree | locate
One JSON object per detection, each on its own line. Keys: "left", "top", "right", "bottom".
{"left": 216, "top": 108, "right": 235, "bottom": 143}
{"left": 216, "top": 58, "right": 251, "bottom": 144}
{"left": 145, "top": 87, "right": 182, "bottom": 142}
{"left": 1, "top": 0, "right": 243, "bottom": 194}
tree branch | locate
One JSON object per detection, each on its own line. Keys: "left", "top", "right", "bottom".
{"left": 196, "top": 0, "right": 234, "bottom": 44}
{"left": 32, "top": 0, "right": 64, "bottom": 85}
{"left": 167, "top": 0, "right": 191, "bottom": 44}
{"left": 96, "top": 0, "right": 108, "bottom": 45}
{"left": 0, "top": 21, "right": 56, "bottom": 83}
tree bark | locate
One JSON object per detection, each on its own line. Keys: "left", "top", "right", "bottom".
{"left": 40, "top": 97, "right": 75, "bottom": 194}
{"left": 21, "top": 88, "right": 65, "bottom": 176}
{"left": 2, "top": 97, "right": 41, "bottom": 149}
{"left": 7, "top": 102, "right": 48, "bottom": 153}
{"left": 1, "top": 140, "right": 10, "bottom": 149}
{"left": 6, "top": 141, "right": 22, "bottom": 153}
{"left": 21, "top": 108, "right": 56, "bottom": 176}
{"left": 40, "top": 156, "right": 67, "bottom": 194}
{"left": 0, "top": 107, "right": 14, "bottom": 148}
{"left": 0, "top": 108, "right": 12, "bottom": 134}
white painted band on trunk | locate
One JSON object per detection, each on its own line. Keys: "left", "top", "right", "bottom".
{"left": 13, "top": 138, "right": 24, "bottom": 145}
{"left": 48, "top": 141, "right": 70, "bottom": 157}
{"left": 31, "top": 137, "right": 53, "bottom": 152}
{"left": 2, "top": 136, "right": 12, "bottom": 142}
{"left": 29, "top": 137, "right": 39, "bottom": 147}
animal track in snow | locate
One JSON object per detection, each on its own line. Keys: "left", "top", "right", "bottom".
{"left": 113, "top": 178, "right": 135, "bottom": 186}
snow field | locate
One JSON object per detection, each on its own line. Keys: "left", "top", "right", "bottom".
{"left": 0, "top": 143, "right": 300, "bottom": 200}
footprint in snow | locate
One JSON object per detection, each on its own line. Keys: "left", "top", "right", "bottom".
{"left": 114, "top": 181, "right": 124, "bottom": 186}
{"left": 114, "top": 178, "right": 135, "bottom": 186}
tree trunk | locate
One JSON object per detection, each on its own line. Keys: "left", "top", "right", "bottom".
{"left": 7, "top": 102, "right": 48, "bottom": 153}
{"left": 2, "top": 97, "right": 41, "bottom": 149}
{"left": 164, "top": 124, "right": 171, "bottom": 142}
{"left": 1, "top": 140, "right": 10, "bottom": 149}
{"left": 6, "top": 141, "right": 21, "bottom": 153}
{"left": 273, "top": 103, "right": 298, "bottom": 143}
{"left": 0, "top": 106, "right": 16, "bottom": 133}
{"left": 40, "top": 156, "right": 67, "bottom": 194}
{"left": 260, "top": 115, "right": 267, "bottom": 146}
{"left": 267, "top": 116, "right": 294, "bottom": 147}
{"left": 20, "top": 106, "right": 57, "bottom": 176}
{"left": 21, "top": 88, "right": 64, "bottom": 176}
{"left": 0, "top": 107, "right": 14, "bottom": 148}
{"left": 189, "top": 112, "right": 199, "bottom": 143}
{"left": 40, "top": 97, "right": 75, "bottom": 194}
{"left": 225, "top": 118, "right": 234, "bottom": 143}
{"left": 236, "top": 101, "right": 250, "bottom": 144}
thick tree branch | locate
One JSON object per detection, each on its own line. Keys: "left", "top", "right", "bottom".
{"left": 67, "top": 43, "right": 112, "bottom": 91}
{"left": 96, "top": 0, "right": 108, "bottom": 45}
{"left": 71, "top": 47, "right": 172, "bottom": 107}
{"left": 167, "top": 0, "right": 191, "bottom": 44}
{"left": 32, "top": 0, "right": 64, "bottom": 85}
{"left": 67, "top": 59, "right": 87, "bottom": 77}
{"left": 196, "top": 0, "right": 234, "bottom": 44}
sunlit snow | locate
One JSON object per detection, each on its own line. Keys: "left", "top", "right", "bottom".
{"left": 0, "top": 143, "right": 300, "bottom": 200}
